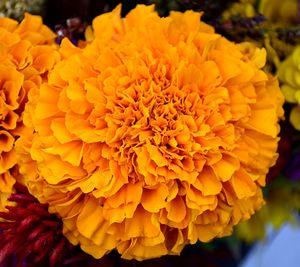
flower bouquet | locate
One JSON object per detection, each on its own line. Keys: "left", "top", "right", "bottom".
{"left": 0, "top": 0, "right": 299, "bottom": 266}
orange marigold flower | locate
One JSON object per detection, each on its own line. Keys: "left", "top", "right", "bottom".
{"left": 0, "top": 13, "right": 59, "bottom": 213}
{"left": 16, "top": 5, "right": 284, "bottom": 260}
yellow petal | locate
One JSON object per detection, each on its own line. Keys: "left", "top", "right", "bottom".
{"left": 281, "top": 84, "right": 298, "bottom": 103}
{"left": 290, "top": 106, "right": 300, "bottom": 131}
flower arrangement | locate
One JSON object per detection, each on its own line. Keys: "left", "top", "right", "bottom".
{"left": 0, "top": 0, "right": 299, "bottom": 266}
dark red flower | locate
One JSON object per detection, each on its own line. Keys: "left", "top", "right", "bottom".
{"left": 0, "top": 188, "right": 69, "bottom": 266}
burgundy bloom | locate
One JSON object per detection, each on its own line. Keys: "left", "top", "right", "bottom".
{"left": 0, "top": 183, "right": 108, "bottom": 267}
{"left": 0, "top": 190, "right": 70, "bottom": 266}
{"left": 0, "top": 185, "right": 125, "bottom": 267}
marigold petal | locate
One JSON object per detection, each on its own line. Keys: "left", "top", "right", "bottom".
{"left": 124, "top": 207, "right": 160, "bottom": 238}
{"left": 0, "top": 150, "right": 16, "bottom": 173}
{"left": 119, "top": 239, "right": 167, "bottom": 260}
{"left": 43, "top": 141, "right": 83, "bottom": 166}
{"left": 141, "top": 184, "right": 168, "bottom": 212}
{"left": 0, "top": 130, "right": 15, "bottom": 152}
{"left": 246, "top": 108, "right": 278, "bottom": 138}
{"left": 105, "top": 183, "right": 142, "bottom": 209}
{"left": 195, "top": 225, "right": 223, "bottom": 242}
{"left": 0, "top": 172, "right": 15, "bottom": 193}
{"left": 92, "top": 4, "right": 123, "bottom": 40}
{"left": 212, "top": 153, "right": 240, "bottom": 182}
{"left": 50, "top": 118, "right": 77, "bottom": 144}
{"left": 75, "top": 199, "right": 116, "bottom": 250}
{"left": 166, "top": 196, "right": 186, "bottom": 223}
{"left": 230, "top": 169, "right": 257, "bottom": 199}
{"left": 194, "top": 166, "right": 222, "bottom": 196}
{"left": 0, "top": 17, "right": 18, "bottom": 31}
{"left": 211, "top": 51, "right": 241, "bottom": 83}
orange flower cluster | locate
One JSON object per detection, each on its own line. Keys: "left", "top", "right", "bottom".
{"left": 0, "top": 14, "right": 59, "bottom": 211}
{"left": 16, "top": 5, "right": 284, "bottom": 260}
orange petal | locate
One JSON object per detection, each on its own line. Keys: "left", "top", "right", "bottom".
{"left": 50, "top": 118, "right": 77, "bottom": 143}
{"left": 141, "top": 184, "right": 168, "bottom": 212}
{"left": 212, "top": 153, "right": 240, "bottom": 182}
{"left": 124, "top": 206, "right": 160, "bottom": 238}
{"left": 166, "top": 196, "right": 186, "bottom": 223}
{"left": 0, "top": 130, "right": 15, "bottom": 152}
{"left": 230, "top": 169, "right": 257, "bottom": 199}
{"left": 43, "top": 140, "right": 83, "bottom": 166}
{"left": 194, "top": 166, "right": 222, "bottom": 195}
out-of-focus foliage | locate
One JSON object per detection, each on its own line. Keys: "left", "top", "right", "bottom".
{"left": 0, "top": 0, "right": 45, "bottom": 20}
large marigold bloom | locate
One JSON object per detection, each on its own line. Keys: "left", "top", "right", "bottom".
{"left": 17, "top": 5, "right": 284, "bottom": 260}
{"left": 0, "top": 13, "right": 59, "bottom": 212}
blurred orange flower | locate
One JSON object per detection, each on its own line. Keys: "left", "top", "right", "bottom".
{"left": 0, "top": 13, "right": 59, "bottom": 212}
{"left": 16, "top": 5, "right": 284, "bottom": 260}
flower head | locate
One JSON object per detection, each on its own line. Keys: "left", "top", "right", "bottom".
{"left": 0, "top": 190, "right": 68, "bottom": 266}
{"left": 0, "top": 13, "right": 59, "bottom": 212}
{"left": 17, "top": 5, "right": 284, "bottom": 260}
{"left": 278, "top": 46, "right": 300, "bottom": 130}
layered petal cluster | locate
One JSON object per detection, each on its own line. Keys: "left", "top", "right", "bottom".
{"left": 16, "top": 5, "right": 284, "bottom": 260}
{"left": 278, "top": 47, "right": 300, "bottom": 130}
{"left": 0, "top": 13, "right": 59, "bottom": 212}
